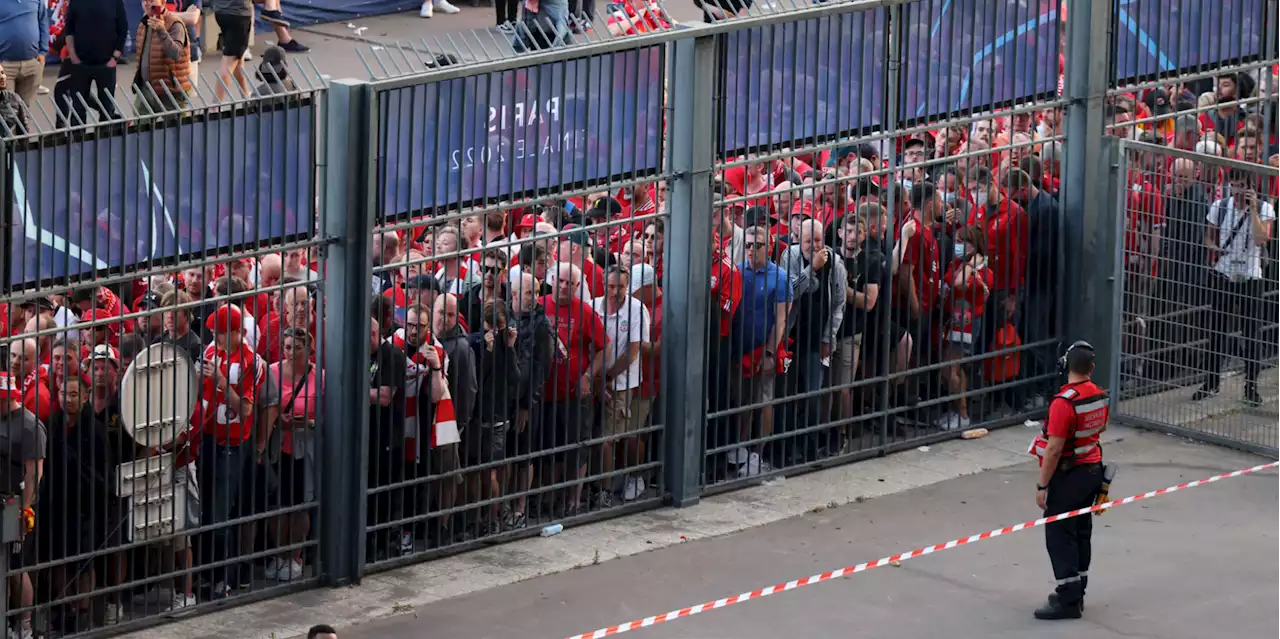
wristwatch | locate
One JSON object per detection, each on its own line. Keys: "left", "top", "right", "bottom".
{"left": 1036, "top": 483, "right": 1048, "bottom": 491}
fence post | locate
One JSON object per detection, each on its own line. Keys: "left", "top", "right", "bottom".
{"left": 319, "top": 78, "right": 375, "bottom": 585}
{"left": 1061, "top": 0, "right": 1120, "bottom": 390}
{"left": 662, "top": 31, "right": 717, "bottom": 507}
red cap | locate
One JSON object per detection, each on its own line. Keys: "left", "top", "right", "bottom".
{"left": 0, "top": 372, "right": 21, "bottom": 403}
{"left": 790, "top": 199, "right": 815, "bottom": 219}
{"left": 82, "top": 309, "right": 122, "bottom": 336}
{"left": 518, "top": 214, "right": 538, "bottom": 230}
{"left": 206, "top": 305, "right": 244, "bottom": 333}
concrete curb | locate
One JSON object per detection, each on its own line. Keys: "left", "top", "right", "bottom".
{"left": 124, "top": 423, "right": 1127, "bottom": 639}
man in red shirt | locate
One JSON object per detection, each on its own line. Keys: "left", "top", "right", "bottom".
{"left": 892, "top": 183, "right": 944, "bottom": 373}
{"left": 540, "top": 262, "right": 608, "bottom": 514}
{"left": 194, "top": 304, "right": 265, "bottom": 596}
{"left": 1032, "top": 341, "right": 1107, "bottom": 620}
{"left": 967, "top": 166, "right": 1028, "bottom": 355}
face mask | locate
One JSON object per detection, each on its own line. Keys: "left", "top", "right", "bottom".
{"left": 954, "top": 242, "right": 966, "bottom": 259}
{"left": 901, "top": 178, "right": 914, "bottom": 190}
{"left": 973, "top": 191, "right": 989, "bottom": 208}
{"left": 942, "top": 191, "right": 958, "bottom": 204}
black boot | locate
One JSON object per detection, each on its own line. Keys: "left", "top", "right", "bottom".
{"left": 1035, "top": 595, "right": 1082, "bottom": 620}
{"left": 1048, "top": 592, "right": 1084, "bottom": 611}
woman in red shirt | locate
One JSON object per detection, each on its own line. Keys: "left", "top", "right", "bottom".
{"left": 937, "top": 226, "right": 993, "bottom": 432}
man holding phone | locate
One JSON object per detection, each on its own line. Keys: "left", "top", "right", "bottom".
{"left": 1196, "top": 169, "right": 1276, "bottom": 407}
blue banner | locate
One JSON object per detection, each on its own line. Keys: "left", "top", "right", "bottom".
{"left": 720, "top": 10, "right": 888, "bottom": 152}
{"left": 7, "top": 105, "right": 316, "bottom": 288}
{"left": 1113, "top": 0, "right": 1267, "bottom": 84}
{"left": 900, "top": 0, "right": 1062, "bottom": 121}
{"left": 378, "top": 46, "right": 665, "bottom": 219}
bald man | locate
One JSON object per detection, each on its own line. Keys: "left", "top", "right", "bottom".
{"left": 433, "top": 294, "right": 477, "bottom": 463}
{"left": 259, "top": 254, "right": 284, "bottom": 290}
{"left": 1162, "top": 158, "right": 1212, "bottom": 295}
{"left": 778, "top": 218, "right": 846, "bottom": 458}
{"left": 9, "top": 338, "right": 52, "bottom": 423}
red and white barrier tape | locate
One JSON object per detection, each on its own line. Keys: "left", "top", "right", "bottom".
{"left": 566, "top": 460, "right": 1279, "bottom": 639}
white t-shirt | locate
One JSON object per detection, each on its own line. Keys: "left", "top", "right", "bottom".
{"left": 1207, "top": 196, "right": 1276, "bottom": 281}
{"left": 591, "top": 296, "right": 650, "bottom": 391}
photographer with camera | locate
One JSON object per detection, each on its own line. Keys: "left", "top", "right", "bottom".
{"left": 1195, "top": 168, "right": 1276, "bottom": 407}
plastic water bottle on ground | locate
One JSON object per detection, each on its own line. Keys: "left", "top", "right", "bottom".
{"left": 540, "top": 524, "right": 564, "bottom": 537}
{"left": 960, "top": 428, "right": 989, "bottom": 440}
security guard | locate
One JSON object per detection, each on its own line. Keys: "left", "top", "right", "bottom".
{"left": 1031, "top": 340, "right": 1108, "bottom": 620}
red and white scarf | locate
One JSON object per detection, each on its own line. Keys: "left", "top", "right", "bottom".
{"left": 388, "top": 330, "right": 461, "bottom": 450}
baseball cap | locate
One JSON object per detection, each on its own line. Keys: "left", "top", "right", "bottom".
{"left": 206, "top": 305, "right": 244, "bottom": 334}
{"left": 586, "top": 197, "right": 624, "bottom": 221}
{"left": 517, "top": 214, "right": 538, "bottom": 231}
{"left": 0, "top": 372, "right": 21, "bottom": 403}
{"left": 563, "top": 231, "right": 593, "bottom": 248}
{"left": 405, "top": 274, "right": 443, "bottom": 292}
{"left": 628, "top": 263, "right": 657, "bottom": 294}
{"left": 19, "top": 297, "right": 56, "bottom": 312}
{"left": 81, "top": 308, "right": 122, "bottom": 336}
{"left": 83, "top": 343, "right": 121, "bottom": 368}
{"left": 137, "top": 291, "right": 164, "bottom": 310}
{"left": 743, "top": 205, "right": 776, "bottom": 229}
{"left": 1142, "top": 88, "right": 1171, "bottom": 116}
{"left": 790, "top": 199, "right": 815, "bottom": 219}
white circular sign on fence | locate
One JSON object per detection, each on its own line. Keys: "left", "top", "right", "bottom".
{"left": 119, "top": 343, "right": 198, "bottom": 450}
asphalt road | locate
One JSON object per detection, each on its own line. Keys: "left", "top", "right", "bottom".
{"left": 336, "top": 433, "right": 1278, "bottom": 639}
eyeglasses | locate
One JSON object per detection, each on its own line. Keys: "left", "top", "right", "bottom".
{"left": 482, "top": 264, "right": 503, "bottom": 274}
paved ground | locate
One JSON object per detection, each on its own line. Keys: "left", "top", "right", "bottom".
{"left": 337, "top": 432, "right": 1277, "bottom": 639}
{"left": 1120, "top": 367, "right": 1278, "bottom": 452}
{"left": 22, "top": 2, "right": 709, "bottom": 129}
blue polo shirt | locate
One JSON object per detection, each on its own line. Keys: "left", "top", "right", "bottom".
{"left": 0, "top": 0, "right": 50, "bottom": 62}
{"left": 732, "top": 261, "right": 792, "bottom": 353}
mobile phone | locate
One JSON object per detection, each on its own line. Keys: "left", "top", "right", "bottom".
{"left": 149, "top": 4, "right": 164, "bottom": 16}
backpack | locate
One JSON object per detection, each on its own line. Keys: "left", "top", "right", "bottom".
{"left": 983, "top": 322, "right": 1022, "bottom": 384}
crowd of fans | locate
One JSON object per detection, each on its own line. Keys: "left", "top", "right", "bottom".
{"left": 0, "top": 40, "right": 1274, "bottom": 637}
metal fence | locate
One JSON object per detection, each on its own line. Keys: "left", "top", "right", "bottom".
{"left": 0, "top": 0, "right": 1276, "bottom": 636}
{"left": 1113, "top": 141, "right": 1279, "bottom": 455}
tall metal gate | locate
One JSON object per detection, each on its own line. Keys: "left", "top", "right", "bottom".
{"left": 1113, "top": 139, "right": 1279, "bottom": 457}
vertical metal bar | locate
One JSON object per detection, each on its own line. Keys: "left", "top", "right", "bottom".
{"left": 1062, "top": 0, "right": 1119, "bottom": 389}
{"left": 319, "top": 79, "right": 375, "bottom": 585}
{"left": 1107, "top": 138, "right": 1128, "bottom": 393}
{"left": 878, "top": 2, "right": 902, "bottom": 449}
{"left": 0, "top": 138, "right": 8, "bottom": 292}
{"left": 663, "top": 32, "right": 716, "bottom": 507}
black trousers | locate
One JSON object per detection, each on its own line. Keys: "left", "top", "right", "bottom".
{"left": 495, "top": 0, "right": 519, "bottom": 24}
{"left": 1044, "top": 462, "right": 1103, "bottom": 604}
{"left": 1203, "top": 274, "right": 1273, "bottom": 388}
{"left": 54, "top": 62, "right": 120, "bottom": 126}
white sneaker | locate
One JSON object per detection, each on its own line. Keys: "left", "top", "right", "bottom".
{"left": 934, "top": 412, "right": 962, "bottom": 431}
{"left": 104, "top": 602, "right": 123, "bottom": 625}
{"left": 276, "top": 558, "right": 305, "bottom": 582}
{"left": 727, "top": 447, "right": 750, "bottom": 465}
{"left": 956, "top": 415, "right": 972, "bottom": 430}
{"left": 419, "top": 2, "right": 433, "bottom": 17}
{"left": 434, "top": 0, "right": 461, "bottom": 13}
{"left": 264, "top": 557, "right": 281, "bottom": 576}
{"left": 242, "top": 50, "right": 253, "bottom": 61}
{"left": 8, "top": 624, "right": 32, "bottom": 639}
{"left": 171, "top": 592, "right": 197, "bottom": 611}
{"left": 736, "top": 452, "right": 762, "bottom": 478}
{"left": 623, "top": 477, "right": 645, "bottom": 501}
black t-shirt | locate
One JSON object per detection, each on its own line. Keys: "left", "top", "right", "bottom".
{"left": 0, "top": 408, "right": 45, "bottom": 497}
{"left": 841, "top": 242, "right": 887, "bottom": 338}
{"left": 161, "top": 329, "right": 206, "bottom": 364}
{"left": 369, "top": 342, "right": 408, "bottom": 454}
